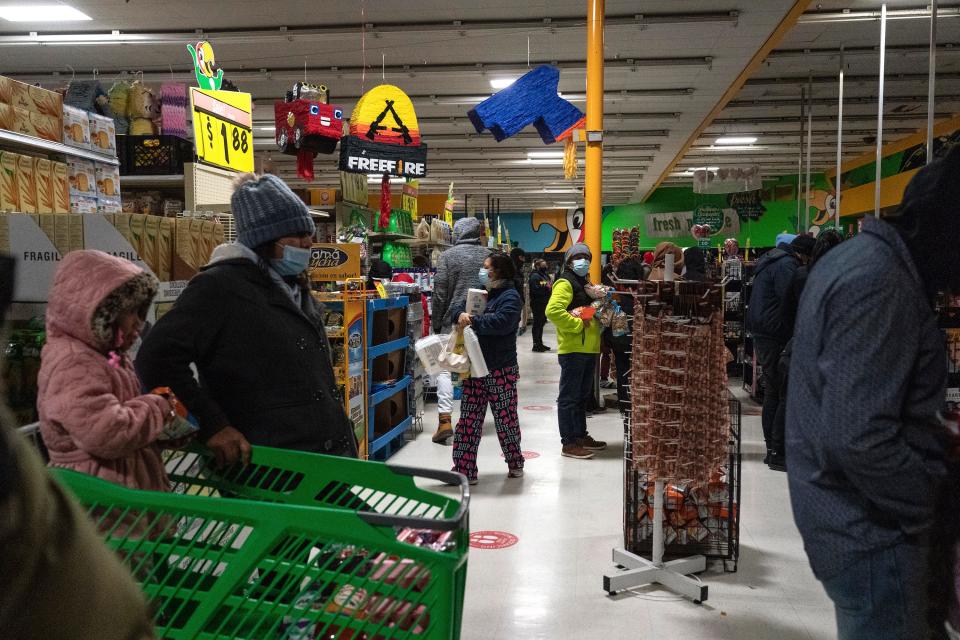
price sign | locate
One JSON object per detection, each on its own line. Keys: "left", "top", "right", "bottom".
{"left": 190, "top": 88, "right": 254, "bottom": 173}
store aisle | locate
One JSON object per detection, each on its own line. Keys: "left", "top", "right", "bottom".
{"left": 391, "top": 324, "right": 835, "bottom": 640}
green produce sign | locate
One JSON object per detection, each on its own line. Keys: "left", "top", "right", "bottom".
{"left": 692, "top": 204, "right": 724, "bottom": 231}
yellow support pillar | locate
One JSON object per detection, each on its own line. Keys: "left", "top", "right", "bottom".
{"left": 585, "top": 0, "right": 604, "bottom": 282}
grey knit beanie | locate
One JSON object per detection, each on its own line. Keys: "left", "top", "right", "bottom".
{"left": 231, "top": 173, "right": 315, "bottom": 248}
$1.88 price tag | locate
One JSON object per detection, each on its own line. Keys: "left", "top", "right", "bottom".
{"left": 190, "top": 88, "right": 254, "bottom": 173}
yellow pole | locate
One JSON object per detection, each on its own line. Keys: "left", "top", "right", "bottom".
{"left": 585, "top": 0, "right": 604, "bottom": 283}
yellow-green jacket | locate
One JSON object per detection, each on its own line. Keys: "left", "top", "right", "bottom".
{"left": 546, "top": 277, "right": 601, "bottom": 354}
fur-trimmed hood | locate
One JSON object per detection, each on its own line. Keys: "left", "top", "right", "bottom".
{"left": 47, "top": 250, "right": 157, "bottom": 353}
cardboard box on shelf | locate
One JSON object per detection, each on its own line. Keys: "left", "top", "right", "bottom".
{"left": 12, "top": 107, "right": 36, "bottom": 137}
{"left": 157, "top": 217, "right": 174, "bottom": 281}
{"left": 28, "top": 84, "right": 63, "bottom": 119}
{"left": 62, "top": 105, "right": 91, "bottom": 149}
{"left": 15, "top": 154, "right": 37, "bottom": 214}
{"left": 0, "top": 152, "right": 18, "bottom": 212}
{"left": 53, "top": 214, "right": 70, "bottom": 256}
{"left": 30, "top": 112, "right": 61, "bottom": 142}
{"left": 67, "top": 158, "right": 95, "bottom": 197}
{"left": 34, "top": 158, "right": 54, "bottom": 214}
{"left": 0, "top": 76, "right": 13, "bottom": 105}
{"left": 0, "top": 103, "right": 14, "bottom": 131}
{"left": 68, "top": 214, "right": 84, "bottom": 252}
{"left": 52, "top": 162, "right": 69, "bottom": 213}
{"left": 38, "top": 212, "right": 55, "bottom": 246}
{"left": 70, "top": 195, "right": 98, "bottom": 214}
{"left": 88, "top": 113, "right": 116, "bottom": 156}
{"left": 94, "top": 162, "right": 120, "bottom": 199}
{"left": 142, "top": 215, "right": 160, "bottom": 274}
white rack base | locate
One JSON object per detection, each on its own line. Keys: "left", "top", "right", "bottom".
{"left": 603, "top": 548, "right": 708, "bottom": 603}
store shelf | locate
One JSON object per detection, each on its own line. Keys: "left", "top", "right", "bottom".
{"left": 120, "top": 174, "right": 185, "bottom": 187}
{"left": 369, "top": 374, "right": 413, "bottom": 407}
{"left": 368, "top": 336, "right": 410, "bottom": 360}
{"left": 369, "top": 415, "right": 413, "bottom": 456}
{"left": 397, "top": 237, "right": 452, "bottom": 249}
{"left": 367, "top": 231, "right": 417, "bottom": 242}
{"left": 0, "top": 129, "right": 120, "bottom": 166}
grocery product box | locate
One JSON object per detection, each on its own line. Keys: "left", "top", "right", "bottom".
{"left": 31, "top": 112, "right": 60, "bottom": 142}
{"left": 94, "top": 162, "right": 120, "bottom": 199}
{"left": 52, "top": 161, "right": 69, "bottom": 213}
{"left": 34, "top": 158, "right": 54, "bottom": 214}
{"left": 71, "top": 195, "right": 98, "bottom": 214}
{"left": 0, "top": 151, "right": 17, "bottom": 212}
{"left": 0, "top": 76, "right": 62, "bottom": 117}
{"left": 0, "top": 103, "right": 14, "bottom": 131}
{"left": 67, "top": 158, "right": 95, "bottom": 197}
{"left": 15, "top": 154, "right": 38, "bottom": 214}
{"left": 88, "top": 113, "right": 117, "bottom": 156}
{"left": 62, "top": 105, "right": 91, "bottom": 149}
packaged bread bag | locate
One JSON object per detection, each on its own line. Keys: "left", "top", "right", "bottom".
{"left": 16, "top": 154, "right": 38, "bottom": 214}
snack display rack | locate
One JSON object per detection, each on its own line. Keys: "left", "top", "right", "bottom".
{"left": 367, "top": 296, "right": 413, "bottom": 461}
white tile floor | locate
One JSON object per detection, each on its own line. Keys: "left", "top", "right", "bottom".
{"left": 391, "top": 324, "right": 836, "bottom": 640}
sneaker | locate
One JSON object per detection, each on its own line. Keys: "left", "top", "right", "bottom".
{"left": 600, "top": 379, "right": 617, "bottom": 389}
{"left": 508, "top": 468, "right": 524, "bottom": 478}
{"left": 578, "top": 434, "right": 607, "bottom": 451}
{"left": 561, "top": 444, "right": 595, "bottom": 459}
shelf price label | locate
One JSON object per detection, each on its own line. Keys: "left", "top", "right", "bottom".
{"left": 190, "top": 88, "right": 254, "bottom": 173}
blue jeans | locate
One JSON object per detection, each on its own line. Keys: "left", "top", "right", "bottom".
{"left": 557, "top": 353, "right": 597, "bottom": 445}
{"left": 820, "top": 542, "right": 930, "bottom": 640}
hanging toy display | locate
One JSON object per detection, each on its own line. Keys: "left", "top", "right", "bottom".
{"left": 187, "top": 41, "right": 224, "bottom": 91}
{"left": 274, "top": 82, "right": 345, "bottom": 181}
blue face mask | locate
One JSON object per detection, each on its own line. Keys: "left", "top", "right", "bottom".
{"left": 271, "top": 244, "right": 312, "bottom": 277}
{"left": 571, "top": 258, "right": 590, "bottom": 277}
{"left": 478, "top": 268, "right": 490, "bottom": 285}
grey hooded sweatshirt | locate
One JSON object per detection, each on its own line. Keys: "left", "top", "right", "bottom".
{"left": 431, "top": 217, "right": 492, "bottom": 333}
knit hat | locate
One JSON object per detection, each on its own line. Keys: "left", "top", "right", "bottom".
{"left": 564, "top": 242, "right": 592, "bottom": 266}
{"left": 231, "top": 173, "right": 315, "bottom": 248}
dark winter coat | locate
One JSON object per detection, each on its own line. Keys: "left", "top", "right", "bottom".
{"left": 136, "top": 248, "right": 357, "bottom": 457}
{"left": 745, "top": 246, "right": 802, "bottom": 342}
{"left": 528, "top": 270, "right": 552, "bottom": 303}
{"left": 450, "top": 283, "right": 522, "bottom": 371}
{"left": 432, "top": 217, "right": 492, "bottom": 333}
{"left": 786, "top": 217, "right": 948, "bottom": 580}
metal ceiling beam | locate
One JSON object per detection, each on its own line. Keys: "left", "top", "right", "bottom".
{"left": 0, "top": 11, "right": 741, "bottom": 46}
{"left": 251, "top": 88, "right": 694, "bottom": 106}
{"left": 767, "top": 44, "right": 960, "bottom": 60}
{"left": 744, "top": 72, "right": 960, "bottom": 86}
{"left": 711, "top": 112, "right": 952, "bottom": 125}
{"left": 727, "top": 94, "right": 960, "bottom": 108}
{"left": 700, "top": 127, "right": 918, "bottom": 138}
{"left": 797, "top": 6, "right": 960, "bottom": 24}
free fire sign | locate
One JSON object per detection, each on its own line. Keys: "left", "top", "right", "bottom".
{"left": 339, "top": 84, "right": 428, "bottom": 177}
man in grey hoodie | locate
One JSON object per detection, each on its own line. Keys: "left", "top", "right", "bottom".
{"left": 430, "top": 217, "right": 492, "bottom": 443}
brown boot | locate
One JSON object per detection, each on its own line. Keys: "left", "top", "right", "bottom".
{"left": 433, "top": 413, "right": 453, "bottom": 444}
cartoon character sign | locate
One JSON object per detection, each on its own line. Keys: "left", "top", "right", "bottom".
{"left": 187, "top": 41, "right": 224, "bottom": 91}
{"left": 532, "top": 207, "right": 584, "bottom": 253}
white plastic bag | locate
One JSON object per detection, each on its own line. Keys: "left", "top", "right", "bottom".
{"left": 462, "top": 327, "right": 488, "bottom": 377}
{"left": 414, "top": 334, "right": 446, "bottom": 376}
{"left": 437, "top": 329, "right": 471, "bottom": 374}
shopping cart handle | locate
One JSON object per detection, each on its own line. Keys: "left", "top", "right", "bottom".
{"left": 356, "top": 465, "right": 471, "bottom": 532}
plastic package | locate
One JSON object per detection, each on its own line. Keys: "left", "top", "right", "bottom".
{"left": 462, "top": 327, "right": 488, "bottom": 377}
{"left": 414, "top": 334, "right": 446, "bottom": 375}
{"left": 465, "top": 288, "right": 488, "bottom": 316}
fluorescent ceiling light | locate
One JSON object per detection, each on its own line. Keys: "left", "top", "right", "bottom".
{"left": 543, "top": 189, "right": 581, "bottom": 194}
{"left": 527, "top": 151, "right": 566, "bottom": 159}
{"left": 0, "top": 4, "right": 91, "bottom": 21}
{"left": 682, "top": 166, "right": 719, "bottom": 175}
{"left": 490, "top": 78, "right": 517, "bottom": 90}
{"left": 715, "top": 136, "right": 757, "bottom": 145}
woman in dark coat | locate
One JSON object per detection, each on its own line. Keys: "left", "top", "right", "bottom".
{"left": 137, "top": 174, "right": 357, "bottom": 466}
{"left": 450, "top": 254, "right": 524, "bottom": 484}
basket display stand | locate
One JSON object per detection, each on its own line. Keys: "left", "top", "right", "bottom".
{"left": 604, "top": 478, "right": 708, "bottom": 603}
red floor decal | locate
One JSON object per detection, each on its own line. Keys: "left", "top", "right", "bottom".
{"left": 500, "top": 450, "right": 541, "bottom": 459}
{"left": 469, "top": 531, "right": 519, "bottom": 550}
{"left": 523, "top": 405, "right": 554, "bottom": 411}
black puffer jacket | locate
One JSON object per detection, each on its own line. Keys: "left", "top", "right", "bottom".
{"left": 136, "top": 250, "right": 357, "bottom": 457}
{"left": 745, "top": 246, "right": 801, "bottom": 342}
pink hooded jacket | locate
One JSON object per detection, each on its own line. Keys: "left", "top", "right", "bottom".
{"left": 38, "top": 250, "right": 171, "bottom": 492}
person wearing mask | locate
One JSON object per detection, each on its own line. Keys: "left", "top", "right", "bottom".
{"left": 744, "top": 233, "right": 814, "bottom": 466}
{"left": 431, "top": 217, "right": 492, "bottom": 444}
{"left": 528, "top": 258, "right": 553, "bottom": 352}
{"left": 38, "top": 251, "right": 177, "bottom": 491}
{"left": 449, "top": 254, "right": 524, "bottom": 484}
{"left": 787, "top": 146, "right": 960, "bottom": 640}
{"left": 767, "top": 229, "right": 843, "bottom": 472}
{"left": 137, "top": 173, "right": 357, "bottom": 465}
{"left": 546, "top": 243, "right": 606, "bottom": 459}
{"left": 510, "top": 247, "right": 528, "bottom": 335}
{"left": 648, "top": 242, "right": 684, "bottom": 280}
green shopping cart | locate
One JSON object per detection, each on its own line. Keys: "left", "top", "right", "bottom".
{"left": 53, "top": 445, "right": 469, "bottom": 640}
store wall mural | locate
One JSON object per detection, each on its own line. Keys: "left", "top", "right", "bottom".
{"left": 500, "top": 176, "right": 839, "bottom": 253}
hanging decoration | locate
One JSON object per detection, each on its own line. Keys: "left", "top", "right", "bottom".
{"left": 338, "top": 84, "right": 428, "bottom": 178}
{"left": 402, "top": 179, "right": 419, "bottom": 219}
{"left": 380, "top": 174, "right": 391, "bottom": 230}
{"left": 187, "top": 41, "right": 224, "bottom": 91}
{"left": 467, "top": 65, "right": 584, "bottom": 145}
{"left": 693, "top": 166, "right": 762, "bottom": 195}
{"left": 274, "top": 82, "right": 345, "bottom": 180}
{"left": 443, "top": 182, "right": 455, "bottom": 226}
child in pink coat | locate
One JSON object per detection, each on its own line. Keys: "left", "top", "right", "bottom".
{"left": 38, "top": 250, "right": 174, "bottom": 491}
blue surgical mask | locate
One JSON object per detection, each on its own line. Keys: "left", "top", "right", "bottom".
{"left": 271, "top": 244, "right": 312, "bottom": 277}
{"left": 478, "top": 268, "right": 490, "bottom": 285}
{"left": 572, "top": 258, "right": 590, "bottom": 277}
